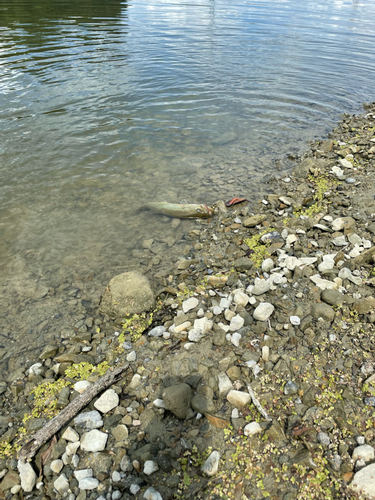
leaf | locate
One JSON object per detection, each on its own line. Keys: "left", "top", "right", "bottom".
{"left": 205, "top": 413, "right": 231, "bottom": 429}
{"left": 39, "top": 435, "right": 57, "bottom": 475}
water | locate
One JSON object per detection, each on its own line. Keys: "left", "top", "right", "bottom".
{"left": 0, "top": 0, "right": 375, "bottom": 374}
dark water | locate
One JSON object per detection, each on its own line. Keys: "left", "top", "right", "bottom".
{"left": 0, "top": 0, "right": 375, "bottom": 371}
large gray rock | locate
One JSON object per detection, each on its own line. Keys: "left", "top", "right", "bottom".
{"left": 99, "top": 271, "right": 155, "bottom": 318}
{"left": 17, "top": 461, "right": 36, "bottom": 493}
{"left": 350, "top": 463, "right": 375, "bottom": 498}
{"left": 162, "top": 383, "right": 193, "bottom": 419}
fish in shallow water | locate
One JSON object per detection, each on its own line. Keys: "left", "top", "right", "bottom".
{"left": 144, "top": 202, "right": 213, "bottom": 218}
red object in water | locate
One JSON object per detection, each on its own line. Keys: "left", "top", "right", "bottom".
{"left": 225, "top": 197, "right": 249, "bottom": 207}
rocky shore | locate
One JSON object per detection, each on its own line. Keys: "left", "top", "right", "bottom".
{"left": 1, "top": 103, "right": 375, "bottom": 500}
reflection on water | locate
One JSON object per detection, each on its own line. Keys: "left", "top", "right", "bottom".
{"left": 0, "top": 0, "right": 375, "bottom": 371}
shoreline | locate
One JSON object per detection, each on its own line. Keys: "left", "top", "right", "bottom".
{"left": 1, "top": 103, "right": 375, "bottom": 499}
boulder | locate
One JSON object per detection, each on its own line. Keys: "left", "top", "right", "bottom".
{"left": 99, "top": 272, "right": 155, "bottom": 318}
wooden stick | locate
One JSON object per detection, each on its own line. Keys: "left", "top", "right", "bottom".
{"left": 247, "top": 383, "right": 272, "bottom": 422}
{"left": 18, "top": 363, "right": 129, "bottom": 462}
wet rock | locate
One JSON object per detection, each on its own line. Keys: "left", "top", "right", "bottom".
{"left": 39, "top": 344, "right": 58, "bottom": 360}
{"left": 162, "top": 383, "right": 193, "bottom": 419}
{"left": 99, "top": 271, "right": 155, "bottom": 318}
{"left": 243, "top": 214, "right": 267, "bottom": 228}
{"left": 201, "top": 451, "right": 220, "bottom": 476}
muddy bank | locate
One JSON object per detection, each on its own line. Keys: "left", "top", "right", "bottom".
{"left": 1, "top": 103, "right": 375, "bottom": 500}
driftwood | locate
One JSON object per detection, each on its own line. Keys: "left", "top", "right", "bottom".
{"left": 18, "top": 363, "right": 129, "bottom": 462}
{"left": 247, "top": 383, "right": 272, "bottom": 422}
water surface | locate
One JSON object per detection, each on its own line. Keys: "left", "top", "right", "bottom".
{"left": 1, "top": 0, "right": 375, "bottom": 374}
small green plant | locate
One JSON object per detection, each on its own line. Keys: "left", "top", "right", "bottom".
{"left": 244, "top": 228, "right": 276, "bottom": 268}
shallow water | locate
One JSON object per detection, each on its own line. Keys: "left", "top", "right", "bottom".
{"left": 1, "top": 0, "right": 375, "bottom": 374}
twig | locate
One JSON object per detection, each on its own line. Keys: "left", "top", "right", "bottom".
{"left": 18, "top": 363, "right": 129, "bottom": 462}
{"left": 247, "top": 383, "right": 272, "bottom": 422}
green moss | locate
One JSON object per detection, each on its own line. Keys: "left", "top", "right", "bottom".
{"left": 243, "top": 228, "right": 276, "bottom": 268}
{"left": 294, "top": 174, "right": 336, "bottom": 218}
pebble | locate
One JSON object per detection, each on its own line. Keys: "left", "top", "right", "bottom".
{"left": 339, "top": 158, "right": 353, "bottom": 169}
{"left": 262, "top": 345, "right": 269, "bottom": 362}
{"left": 229, "top": 314, "right": 244, "bottom": 332}
{"left": 253, "top": 302, "right": 274, "bottom": 321}
{"left": 50, "top": 459, "right": 64, "bottom": 474}
{"left": 345, "top": 177, "right": 356, "bottom": 184}
{"left": 74, "top": 380, "right": 91, "bottom": 393}
{"left": 356, "top": 436, "right": 366, "bottom": 445}
{"left": 261, "top": 258, "right": 274, "bottom": 272}
{"left": 352, "top": 445, "right": 375, "bottom": 462}
{"left": 130, "top": 484, "right": 140, "bottom": 494}
{"left": 252, "top": 280, "right": 271, "bottom": 295}
{"left": 332, "top": 235, "right": 347, "bottom": 246}
{"left": 227, "top": 390, "right": 251, "bottom": 407}
{"left": 78, "top": 477, "right": 99, "bottom": 490}
{"left": 62, "top": 427, "right": 79, "bottom": 443}
{"left": 94, "top": 389, "right": 119, "bottom": 413}
{"left": 284, "top": 381, "right": 298, "bottom": 395}
{"left": 144, "top": 487, "right": 163, "bottom": 500}
{"left": 18, "top": 460, "right": 37, "bottom": 493}
{"left": 317, "top": 432, "right": 330, "bottom": 446}
{"left": 231, "top": 332, "right": 241, "bottom": 347}
{"left": 126, "top": 351, "right": 137, "bottom": 362}
{"left": 182, "top": 297, "right": 199, "bottom": 313}
{"left": 74, "top": 469, "right": 92, "bottom": 481}
{"left": 80, "top": 430, "right": 108, "bottom": 452}
{"left": 143, "top": 460, "right": 159, "bottom": 475}
{"left": 233, "top": 290, "right": 249, "bottom": 306}
{"left": 53, "top": 474, "right": 70, "bottom": 495}
{"left": 290, "top": 316, "right": 300, "bottom": 326}
{"left": 201, "top": 451, "right": 220, "bottom": 476}
{"left": 350, "top": 463, "right": 375, "bottom": 498}
{"left": 212, "top": 306, "right": 222, "bottom": 315}
{"left": 218, "top": 373, "right": 234, "bottom": 396}
{"left": 148, "top": 326, "right": 166, "bottom": 337}
{"left": 244, "top": 422, "right": 262, "bottom": 436}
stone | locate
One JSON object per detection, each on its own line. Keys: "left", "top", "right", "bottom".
{"left": 182, "top": 297, "right": 199, "bottom": 313}
{"left": 290, "top": 316, "right": 300, "bottom": 326}
{"left": 317, "top": 432, "right": 330, "bottom": 446}
{"left": 311, "top": 303, "right": 335, "bottom": 322}
{"left": 51, "top": 459, "right": 64, "bottom": 474}
{"left": 227, "top": 390, "right": 251, "bottom": 408}
{"left": 321, "top": 289, "right": 344, "bottom": 307}
{"left": 130, "top": 484, "right": 140, "bottom": 494}
{"left": 332, "top": 236, "right": 347, "bottom": 246}
{"left": 66, "top": 442, "right": 80, "bottom": 456}
{"left": 243, "top": 214, "right": 266, "bottom": 228}
{"left": 310, "top": 275, "right": 340, "bottom": 290}
{"left": 231, "top": 332, "right": 241, "bottom": 347}
{"left": 253, "top": 303, "right": 274, "bottom": 321}
{"left": 262, "top": 346, "right": 269, "bottom": 362}
{"left": 350, "top": 463, "right": 375, "bottom": 498}
{"left": 339, "top": 158, "right": 353, "bottom": 169}
{"left": 218, "top": 373, "right": 233, "bottom": 396}
{"left": 74, "top": 410, "right": 103, "bottom": 429}
{"left": 99, "top": 271, "right": 155, "bottom": 318}
{"left": 244, "top": 422, "right": 262, "bottom": 436}
{"left": 201, "top": 451, "right": 220, "bottom": 476}
{"left": 62, "top": 426, "right": 80, "bottom": 442}
{"left": 79, "top": 478, "right": 99, "bottom": 490}
{"left": 39, "top": 344, "right": 58, "bottom": 359}
{"left": 53, "top": 474, "right": 69, "bottom": 495}
{"left": 112, "top": 425, "right": 129, "bottom": 442}
{"left": 233, "top": 291, "right": 249, "bottom": 307}
{"left": 332, "top": 217, "right": 355, "bottom": 231}
{"left": 16, "top": 460, "right": 37, "bottom": 493}
{"left": 284, "top": 381, "right": 298, "bottom": 395}
{"left": 354, "top": 297, "right": 375, "bottom": 315}
{"left": 143, "top": 460, "right": 159, "bottom": 475}
{"left": 352, "top": 445, "right": 375, "bottom": 462}
{"left": 162, "top": 383, "right": 193, "bottom": 419}
{"left": 81, "top": 430, "right": 108, "bottom": 452}
{"left": 74, "top": 469, "right": 93, "bottom": 481}
{"left": 28, "top": 363, "right": 43, "bottom": 375}
{"left": 229, "top": 315, "right": 244, "bottom": 332}
{"left": 144, "top": 487, "right": 163, "bottom": 500}
{"left": 94, "top": 389, "right": 119, "bottom": 413}
{"left": 191, "top": 394, "right": 215, "bottom": 414}
{"left": 252, "top": 280, "right": 270, "bottom": 295}
{"left": 74, "top": 380, "right": 91, "bottom": 393}
{"left": 126, "top": 351, "right": 137, "bottom": 362}
{"left": 148, "top": 326, "right": 166, "bottom": 337}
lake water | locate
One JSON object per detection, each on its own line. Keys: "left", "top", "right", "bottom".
{"left": 0, "top": 0, "right": 375, "bottom": 374}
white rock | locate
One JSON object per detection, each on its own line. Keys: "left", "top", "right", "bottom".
{"left": 66, "top": 441, "right": 80, "bottom": 456}
{"left": 143, "top": 460, "right": 159, "bottom": 475}
{"left": 350, "top": 463, "right": 375, "bottom": 498}
{"left": 363, "top": 239, "right": 372, "bottom": 249}
{"left": 349, "top": 245, "right": 362, "bottom": 258}
{"left": 233, "top": 291, "right": 249, "bottom": 307}
{"left": 74, "top": 410, "right": 103, "bottom": 430}
{"left": 212, "top": 306, "right": 222, "bottom": 315}
{"left": 332, "top": 236, "right": 347, "bottom": 246}
{"left": 262, "top": 345, "right": 269, "bottom": 362}
{"left": 262, "top": 258, "right": 274, "bottom": 273}
{"left": 74, "top": 469, "right": 93, "bottom": 481}
{"left": 144, "top": 487, "right": 163, "bottom": 500}
{"left": 148, "top": 326, "right": 165, "bottom": 337}
{"left": 10, "top": 485, "right": 21, "bottom": 494}
{"left": 244, "top": 422, "right": 262, "bottom": 436}
{"left": 231, "top": 332, "right": 241, "bottom": 347}
{"left": 51, "top": 459, "right": 64, "bottom": 474}
{"left": 62, "top": 426, "right": 79, "bottom": 443}
{"left": 331, "top": 166, "right": 344, "bottom": 177}
{"left": 193, "top": 317, "right": 213, "bottom": 333}
{"left": 220, "top": 297, "right": 232, "bottom": 309}
{"left": 286, "top": 234, "right": 298, "bottom": 246}
{"left": 201, "top": 451, "right": 220, "bottom": 476}
{"left": 338, "top": 268, "right": 352, "bottom": 280}
{"left": 252, "top": 280, "right": 270, "bottom": 295}
{"left": 197, "top": 308, "right": 205, "bottom": 318}
{"left": 28, "top": 363, "right": 43, "bottom": 376}
{"left": 153, "top": 399, "right": 167, "bottom": 409}
{"left": 126, "top": 351, "right": 137, "bottom": 362}
{"left": 348, "top": 233, "right": 362, "bottom": 246}
{"left": 182, "top": 297, "right": 199, "bottom": 313}
{"left": 253, "top": 302, "right": 274, "bottom": 321}
{"left": 229, "top": 314, "right": 244, "bottom": 332}
{"left": 227, "top": 390, "right": 251, "bottom": 408}
{"left": 18, "top": 460, "right": 37, "bottom": 493}
{"left": 218, "top": 373, "right": 233, "bottom": 396}
{"left": 72, "top": 455, "right": 79, "bottom": 468}
{"left": 339, "top": 158, "right": 353, "bottom": 169}
{"left": 310, "top": 275, "right": 340, "bottom": 290}
{"left": 218, "top": 322, "right": 230, "bottom": 332}
{"left": 290, "top": 316, "right": 301, "bottom": 326}
{"left": 112, "top": 491, "right": 122, "bottom": 500}
{"left": 74, "top": 380, "right": 91, "bottom": 393}
{"left": 53, "top": 474, "right": 69, "bottom": 495}
{"left": 130, "top": 484, "right": 141, "bottom": 494}
{"left": 352, "top": 445, "right": 375, "bottom": 462}
{"left": 79, "top": 477, "right": 99, "bottom": 490}
{"left": 94, "top": 389, "right": 119, "bottom": 413}
{"left": 81, "top": 429, "right": 108, "bottom": 452}
{"left": 174, "top": 321, "right": 191, "bottom": 333}
{"left": 188, "top": 328, "right": 203, "bottom": 342}
{"left": 112, "top": 470, "right": 121, "bottom": 482}
{"left": 318, "top": 258, "right": 335, "bottom": 272}
{"left": 184, "top": 342, "right": 194, "bottom": 350}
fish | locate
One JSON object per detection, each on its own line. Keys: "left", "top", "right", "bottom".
{"left": 144, "top": 202, "right": 213, "bottom": 218}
